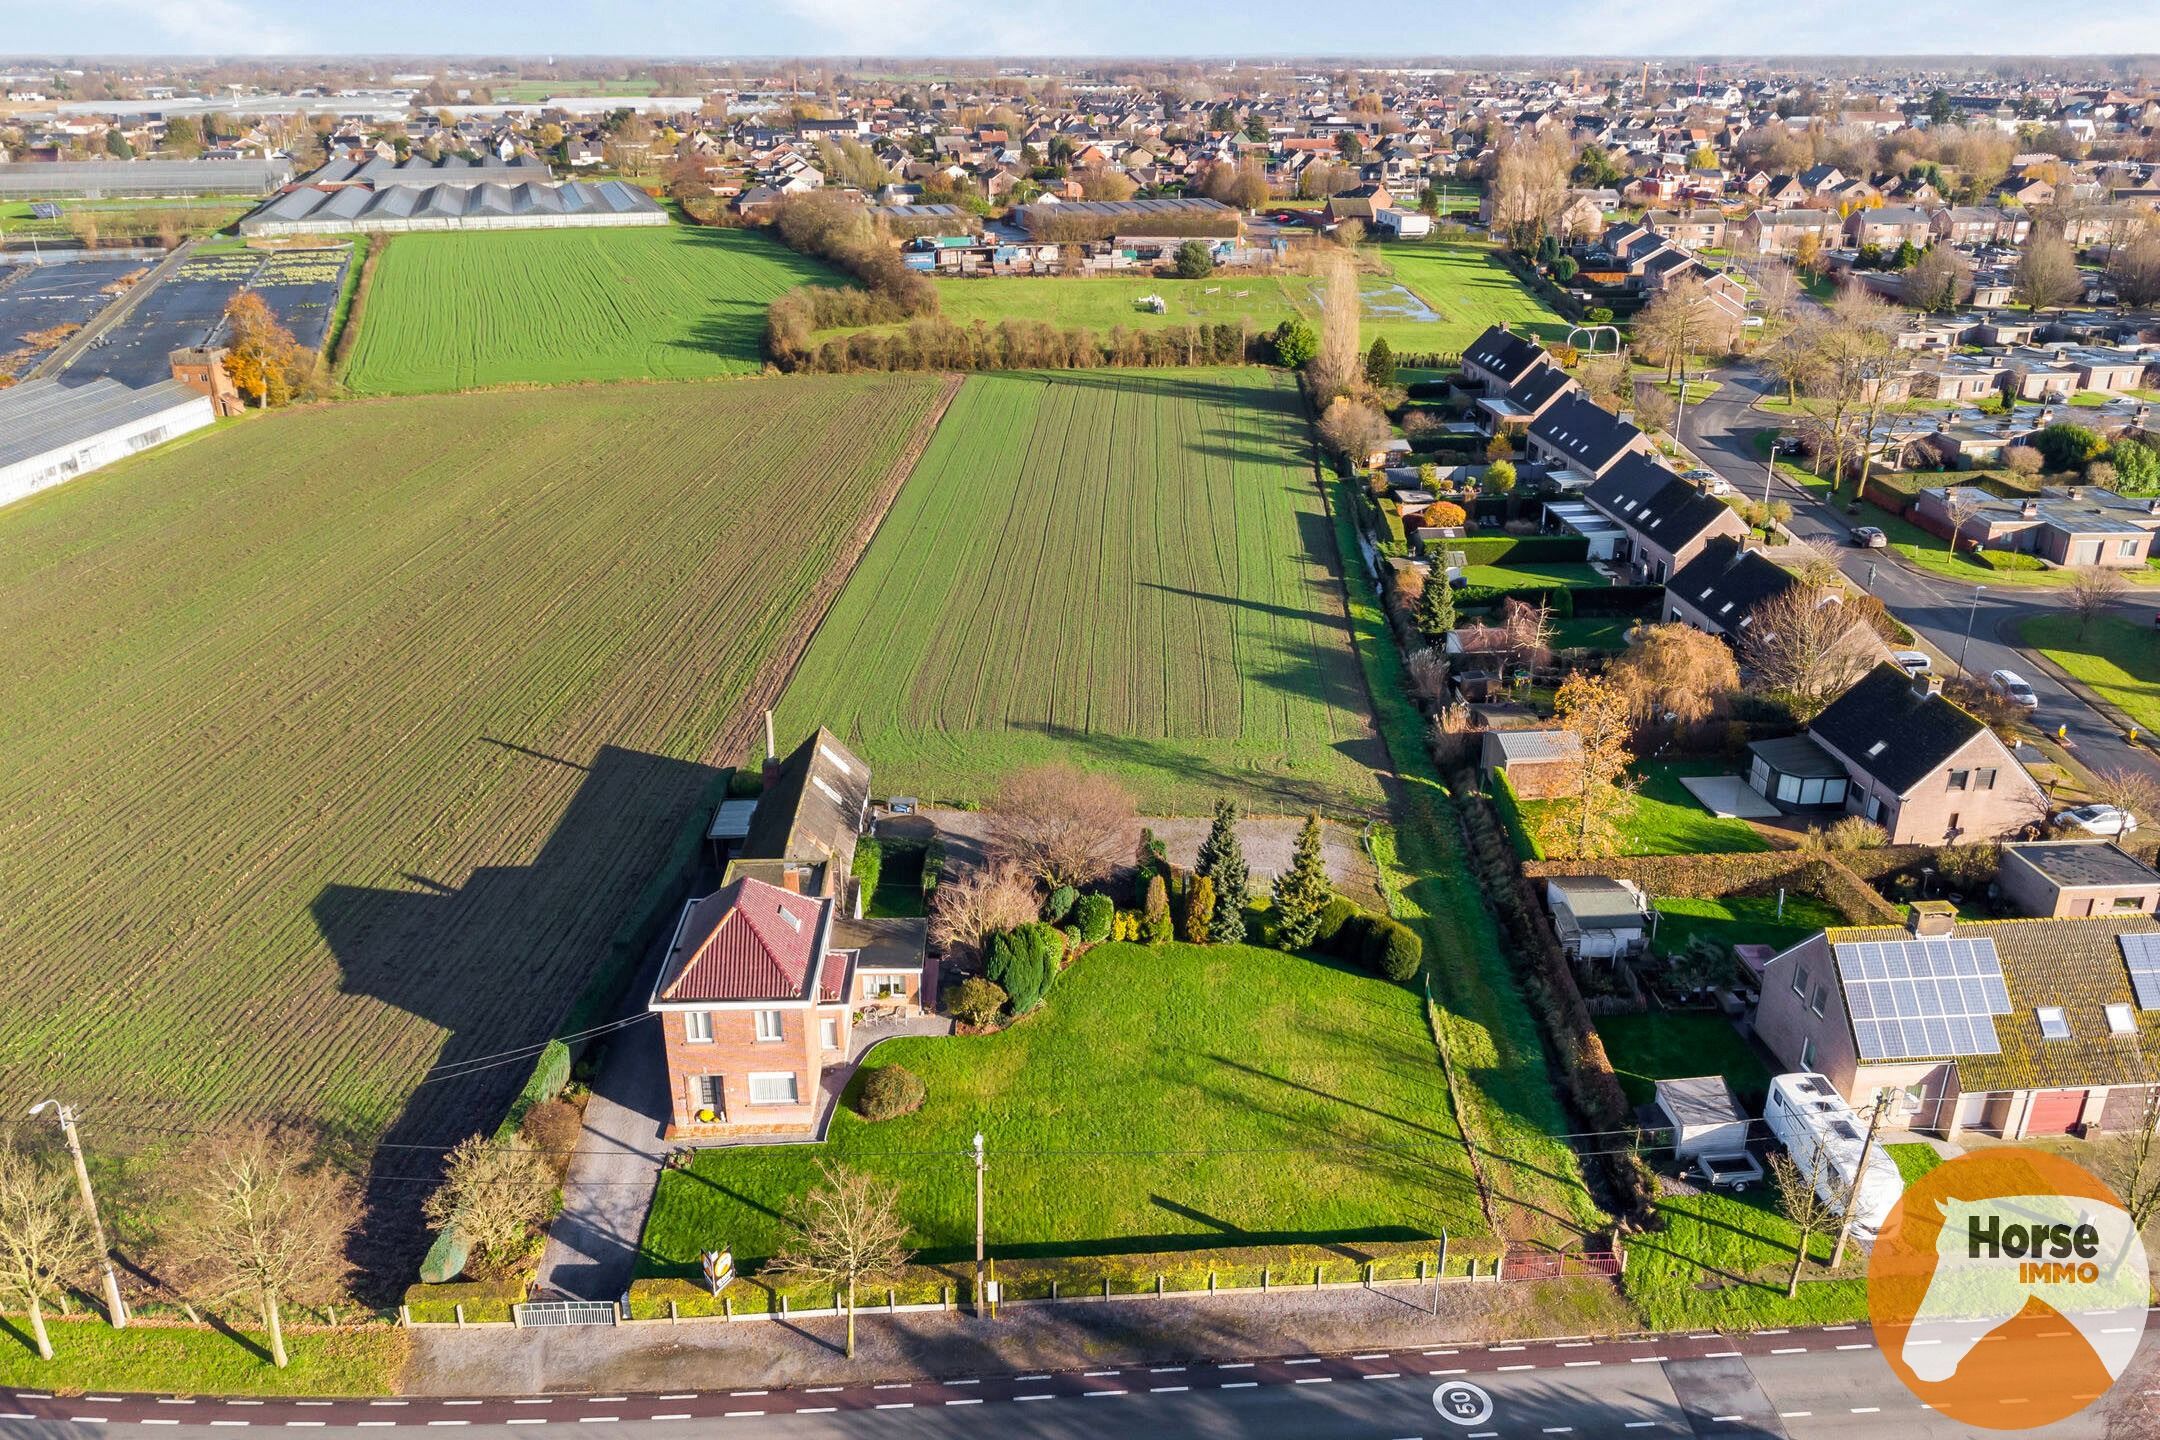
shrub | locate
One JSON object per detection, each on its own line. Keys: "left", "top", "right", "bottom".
{"left": 2004, "top": 445, "right": 2045, "bottom": 477}
{"left": 985, "top": 922, "right": 1062, "bottom": 1012}
{"left": 1314, "top": 894, "right": 1360, "bottom": 947}
{"left": 857, "top": 1064, "right": 927, "bottom": 1121}
{"left": 1329, "top": 910, "right": 1375, "bottom": 961}
{"left": 1043, "top": 885, "right": 1078, "bottom": 923}
{"left": 1143, "top": 873, "right": 1174, "bottom": 943}
{"left": 1183, "top": 874, "right": 1216, "bottom": 944}
{"left": 1273, "top": 318, "right": 1319, "bottom": 368}
{"left": 1363, "top": 918, "right": 1424, "bottom": 982}
{"left": 947, "top": 976, "right": 1007, "bottom": 1028}
{"left": 1072, "top": 892, "right": 1115, "bottom": 944}
{"left": 1823, "top": 815, "right": 1888, "bottom": 850}
{"left": 1423, "top": 500, "right": 1467, "bottom": 528}
{"left": 1174, "top": 239, "right": 1215, "bottom": 278}
{"left": 518, "top": 1098, "right": 583, "bottom": 1182}
{"left": 2031, "top": 423, "right": 2104, "bottom": 474}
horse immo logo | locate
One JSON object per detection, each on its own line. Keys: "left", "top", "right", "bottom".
{"left": 1868, "top": 1148, "right": 2149, "bottom": 1429}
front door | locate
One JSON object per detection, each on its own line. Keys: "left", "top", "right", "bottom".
{"left": 692, "top": 1074, "right": 724, "bottom": 1123}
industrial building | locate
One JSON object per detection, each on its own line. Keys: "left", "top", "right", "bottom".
{"left": 298, "top": 153, "right": 554, "bottom": 188}
{"left": 0, "top": 376, "right": 215, "bottom": 508}
{"left": 237, "top": 179, "right": 666, "bottom": 236}
{"left": 0, "top": 157, "right": 294, "bottom": 199}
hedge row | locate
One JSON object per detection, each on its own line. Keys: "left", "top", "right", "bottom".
{"left": 625, "top": 1238, "right": 1499, "bottom": 1319}
{"left": 1523, "top": 852, "right": 1901, "bottom": 926}
{"left": 1449, "top": 534, "right": 1591, "bottom": 566}
{"left": 401, "top": 1277, "right": 526, "bottom": 1325}
{"left": 1489, "top": 771, "right": 1543, "bottom": 862}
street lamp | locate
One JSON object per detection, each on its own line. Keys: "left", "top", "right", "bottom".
{"left": 1957, "top": 585, "right": 1987, "bottom": 679}
{"left": 28, "top": 1100, "right": 126, "bottom": 1327}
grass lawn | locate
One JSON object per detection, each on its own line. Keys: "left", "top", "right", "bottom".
{"left": 1854, "top": 501, "right": 2108, "bottom": 587}
{"left": 0, "top": 1318, "right": 406, "bottom": 1395}
{"left": 1888, "top": 1141, "right": 1943, "bottom": 1184}
{"left": 1650, "top": 893, "right": 1842, "bottom": 962}
{"left": 774, "top": 368, "right": 1386, "bottom": 815}
{"left": 1372, "top": 240, "right": 1570, "bottom": 349}
{"left": 1622, "top": 1187, "right": 1868, "bottom": 1331}
{"left": 1459, "top": 561, "right": 1608, "bottom": 590}
{"left": 2020, "top": 613, "right": 2160, "bottom": 733}
{"left": 637, "top": 942, "right": 1485, "bottom": 1272}
{"left": 865, "top": 841, "right": 929, "bottom": 918}
{"left": 343, "top": 225, "right": 841, "bottom": 393}
{"left": 0, "top": 375, "right": 951, "bottom": 1151}
{"left": 1595, "top": 1011, "right": 1773, "bottom": 1110}
{"left": 1518, "top": 761, "right": 1770, "bottom": 858}
{"left": 1550, "top": 616, "right": 1634, "bottom": 651}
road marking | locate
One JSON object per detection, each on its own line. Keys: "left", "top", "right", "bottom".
{"left": 875, "top": 1403, "right": 915, "bottom": 1410}
{"left": 159, "top": 1400, "right": 199, "bottom": 1406}
{"left": 1759, "top": 1329, "right": 1788, "bottom": 1335}
{"left": 1630, "top": 1356, "right": 1667, "bottom": 1363}
{"left": 1498, "top": 1364, "right": 1537, "bottom": 1372}
{"left": 1353, "top": 1353, "right": 1390, "bottom": 1360}
{"left": 1016, "top": 1395, "right": 1053, "bottom": 1403}
{"left": 285, "top": 1423, "right": 326, "bottom": 1429}
{"left": 1219, "top": 1362, "right": 1254, "bottom": 1370}
{"left": 1085, "top": 1390, "right": 1129, "bottom": 1397}
{"left": 512, "top": 1399, "right": 552, "bottom": 1405}
{"left": 1083, "top": 1370, "right": 1121, "bottom": 1377}
{"left": 1425, "top": 1350, "right": 1459, "bottom": 1357}
{"left": 1836, "top": 1343, "right": 1874, "bottom": 1351}
{"left": 1771, "top": 1346, "right": 1808, "bottom": 1354}
{"left": 1564, "top": 1360, "right": 1602, "bottom": 1368}
{"left": 228, "top": 1402, "right": 266, "bottom": 1408}
{"left": 1824, "top": 1325, "right": 1855, "bottom": 1331}
{"left": 799, "top": 1408, "right": 837, "bottom": 1415}
{"left": 589, "top": 1399, "right": 626, "bottom": 1404}
{"left": 294, "top": 1402, "right": 333, "bottom": 1408}
{"left": 1150, "top": 1366, "right": 1186, "bottom": 1374}
{"left": 651, "top": 1415, "right": 691, "bottom": 1422}
{"left": 1780, "top": 1412, "right": 1813, "bottom": 1419}
{"left": 1151, "top": 1386, "right": 1189, "bottom": 1394}
{"left": 806, "top": 1387, "right": 845, "bottom": 1393}
{"left": 1294, "top": 1377, "right": 1332, "bottom": 1385}
{"left": 1852, "top": 1406, "right": 1881, "bottom": 1414}
{"left": 426, "top": 1423, "right": 468, "bottom": 1429}
{"left": 83, "top": 1397, "right": 122, "bottom": 1404}
{"left": 873, "top": 1383, "right": 912, "bottom": 1390}
{"left": 725, "top": 1411, "right": 767, "bottom": 1419}
{"left": 1221, "top": 1382, "right": 1258, "bottom": 1390}
{"left": 945, "top": 1399, "right": 984, "bottom": 1406}
{"left": 657, "top": 1394, "right": 697, "bottom": 1400}
{"left": 1541, "top": 1429, "right": 1573, "bottom": 1434}
{"left": 945, "top": 1379, "right": 980, "bottom": 1386}
{"left": 1713, "top": 1416, "right": 1744, "bottom": 1423}
{"left": 1705, "top": 1351, "right": 1741, "bottom": 1359}
{"left": 1364, "top": 1372, "right": 1402, "bottom": 1380}
{"left": 1285, "top": 1358, "right": 1323, "bottom": 1366}
{"left": 1431, "top": 1368, "right": 1467, "bottom": 1376}
{"left": 1490, "top": 1345, "right": 1525, "bottom": 1352}
{"left": 1555, "top": 1341, "right": 1592, "bottom": 1348}
{"left": 442, "top": 1401, "right": 481, "bottom": 1407}
{"left": 1624, "top": 1425, "right": 1657, "bottom": 1430}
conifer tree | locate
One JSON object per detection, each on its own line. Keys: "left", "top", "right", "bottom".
{"left": 1272, "top": 815, "right": 1332, "bottom": 950}
{"left": 1195, "top": 798, "right": 1250, "bottom": 945}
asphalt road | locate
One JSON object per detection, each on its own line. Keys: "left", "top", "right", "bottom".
{"left": 4, "top": 1319, "right": 2155, "bottom": 1439}
{"left": 1679, "top": 366, "right": 2160, "bottom": 790}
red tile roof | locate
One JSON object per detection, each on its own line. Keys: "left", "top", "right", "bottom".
{"left": 659, "top": 877, "right": 828, "bottom": 1003}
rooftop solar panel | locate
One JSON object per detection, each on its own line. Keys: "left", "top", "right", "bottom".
{"left": 2122, "top": 934, "right": 2160, "bottom": 1011}
{"left": 1833, "top": 937, "right": 2007, "bottom": 1060}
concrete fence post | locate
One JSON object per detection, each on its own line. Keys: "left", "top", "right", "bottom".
{"left": 668, "top": 1300, "right": 678, "bottom": 1323}
{"left": 1207, "top": 1270, "right": 1215, "bottom": 1294}
{"left": 1050, "top": 1280, "right": 1058, "bottom": 1300}
{"left": 1439, "top": 1231, "right": 1450, "bottom": 1279}
{"left": 398, "top": 1305, "right": 411, "bottom": 1327}
{"left": 723, "top": 1296, "right": 733, "bottom": 1320}
{"left": 1155, "top": 1275, "right": 1163, "bottom": 1296}
{"left": 1261, "top": 1267, "right": 1269, "bottom": 1292}
{"left": 1102, "top": 1277, "right": 1110, "bottom": 1298}
{"left": 453, "top": 1303, "right": 465, "bottom": 1328}
{"left": 780, "top": 1295, "right": 789, "bottom": 1318}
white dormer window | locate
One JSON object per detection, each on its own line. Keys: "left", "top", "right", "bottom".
{"left": 778, "top": 904, "right": 803, "bottom": 931}
{"left": 2107, "top": 1003, "right": 2136, "bottom": 1035}
{"left": 1866, "top": 740, "right": 1888, "bottom": 758}
{"left": 2036, "top": 1006, "right": 2071, "bottom": 1041}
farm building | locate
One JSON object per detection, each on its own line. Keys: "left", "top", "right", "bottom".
{"left": 0, "top": 376, "right": 214, "bottom": 508}
{"left": 0, "top": 157, "right": 293, "bottom": 199}
{"left": 299, "top": 153, "right": 552, "bottom": 188}
{"left": 238, "top": 180, "right": 667, "bottom": 236}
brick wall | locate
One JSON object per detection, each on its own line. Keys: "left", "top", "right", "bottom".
{"left": 661, "top": 1004, "right": 823, "bottom": 1136}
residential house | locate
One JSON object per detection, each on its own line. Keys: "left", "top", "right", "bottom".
{"left": 1660, "top": 536, "right": 1795, "bottom": 640}
{"left": 1645, "top": 208, "right": 1728, "bottom": 249}
{"left": 1908, "top": 484, "right": 2159, "bottom": 568}
{"left": 1324, "top": 182, "right": 1393, "bottom": 223}
{"left": 1844, "top": 205, "right": 1935, "bottom": 251}
{"left": 1755, "top": 902, "right": 2159, "bottom": 1138}
{"left": 1582, "top": 451, "right": 1749, "bottom": 583}
{"left": 1740, "top": 208, "right": 1836, "bottom": 256}
{"left": 1474, "top": 363, "right": 1577, "bottom": 439}
{"left": 1930, "top": 206, "right": 2031, "bottom": 246}
{"left": 1527, "top": 392, "right": 1652, "bottom": 487}
{"left": 1998, "top": 841, "right": 2160, "bottom": 920}
{"left": 1806, "top": 665, "right": 2046, "bottom": 843}
{"left": 1461, "top": 323, "right": 1553, "bottom": 396}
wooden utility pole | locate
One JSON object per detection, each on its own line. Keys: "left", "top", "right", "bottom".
{"left": 1829, "top": 1091, "right": 1894, "bottom": 1269}
{"left": 971, "top": 1132, "right": 990, "bottom": 1317}
{"left": 30, "top": 1101, "right": 126, "bottom": 1327}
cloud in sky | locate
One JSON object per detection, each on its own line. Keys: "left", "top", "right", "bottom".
{"left": 6, "top": 0, "right": 2158, "bottom": 54}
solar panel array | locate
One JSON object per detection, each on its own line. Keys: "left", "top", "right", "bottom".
{"left": 2121, "top": 933, "right": 2160, "bottom": 1011}
{"left": 1833, "top": 938, "right": 2011, "bottom": 1061}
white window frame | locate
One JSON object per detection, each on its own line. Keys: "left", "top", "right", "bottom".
{"left": 1801, "top": 1036, "right": 1818, "bottom": 1071}
{"left": 820, "top": 1017, "right": 841, "bottom": 1051}
{"left": 864, "top": 974, "right": 909, "bottom": 1001}
{"left": 2106, "top": 1003, "right": 2136, "bottom": 1036}
{"left": 747, "top": 1072, "right": 801, "bottom": 1106}
{"left": 754, "top": 1009, "right": 784, "bottom": 1042}
{"left": 683, "top": 1010, "right": 713, "bottom": 1044}
{"left": 689, "top": 1075, "right": 722, "bottom": 1116}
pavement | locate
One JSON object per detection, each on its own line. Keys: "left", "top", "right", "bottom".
{"left": 7, "top": 1314, "right": 2157, "bottom": 1437}
{"left": 1679, "top": 364, "right": 2160, "bottom": 791}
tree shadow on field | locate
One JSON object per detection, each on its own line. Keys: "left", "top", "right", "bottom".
{"left": 312, "top": 742, "right": 719, "bottom": 1299}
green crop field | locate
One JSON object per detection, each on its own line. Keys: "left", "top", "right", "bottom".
{"left": 639, "top": 942, "right": 1484, "bottom": 1272}
{"left": 342, "top": 226, "right": 839, "bottom": 394}
{"left": 817, "top": 240, "right": 1561, "bottom": 362}
{"left": 0, "top": 374, "right": 952, "bottom": 1152}
{"left": 773, "top": 368, "right": 1387, "bottom": 814}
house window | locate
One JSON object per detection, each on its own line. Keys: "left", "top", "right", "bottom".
{"left": 821, "top": 1017, "right": 840, "bottom": 1050}
{"left": 1948, "top": 769, "right": 1970, "bottom": 791}
{"left": 2107, "top": 1003, "right": 2136, "bottom": 1035}
{"left": 2036, "top": 1006, "right": 2071, "bottom": 1041}
{"left": 748, "top": 1072, "right": 800, "bottom": 1105}
{"left": 754, "top": 1009, "right": 784, "bottom": 1042}
{"left": 1801, "top": 1036, "right": 1818, "bottom": 1071}
{"left": 683, "top": 1010, "right": 713, "bottom": 1044}
{"left": 2124, "top": 539, "right": 2140, "bottom": 559}
{"left": 1809, "top": 984, "right": 1828, "bottom": 1018}
{"left": 864, "top": 975, "right": 908, "bottom": 1001}
{"left": 690, "top": 1075, "right": 722, "bottom": 1116}
{"left": 1792, "top": 965, "right": 1810, "bottom": 999}
{"left": 1976, "top": 768, "right": 1997, "bottom": 790}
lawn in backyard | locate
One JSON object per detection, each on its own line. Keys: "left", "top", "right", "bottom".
{"left": 1372, "top": 239, "right": 1569, "bottom": 349}
{"left": 636, "top": 942, "right": 1485, "bottom": 1271}
{"left": 1513, "top": 760, "right": 1771, "bottom": 857}
{"left": 342, "top": 225, "right": 840, "bottom": 393}
{"left": 1622, "top": 1186, "right": 1868, "bottom": 1331}
{"left": 1649, "top": 893, "right": 1842, "bottom": 962}
{"left": 0, "top": 374, "right": 951, "bottom": 1157}
{"left": 1459, "top": 561, "right": 1608, "bottom": 590}
{"left": 773, "top": 368, "right": 1386, "bottom": 815}
{"left": 1550, "top": 616, "right": 1634, "bottom": 651}
{"left": 2020, "top": 613, "right": 2160, "bottom": 733}
{"left": 1595, "top": 1011, "right": 1774, "bottom": 1110}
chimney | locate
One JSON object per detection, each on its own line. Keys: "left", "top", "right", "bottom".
{"left": 1617, "top": 409, "right": 1634, "bottom": 427}
{"left": 1907, "top": 899, "right": 1958, "bottom": 938}
{"left": 2021, "top": 497, "right": 2039, "bottom": 518}
{"left": 779, "top": 864, "right": 804, "bottom": 895}
{"left": 1913, "top": 671, "right": 1943, "bottom": 701}
{"left": 764, "top": 710, "right": 776, "bottom": 762}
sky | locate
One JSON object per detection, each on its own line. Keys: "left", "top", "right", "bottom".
{"left": 4, "top": 0, "right": 2160, "bottom": 61}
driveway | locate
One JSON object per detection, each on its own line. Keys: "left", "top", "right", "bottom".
{"left": 1681, "top": 363, "right": 2160, "bottom": 789}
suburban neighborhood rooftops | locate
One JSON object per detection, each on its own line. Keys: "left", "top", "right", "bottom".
{"left": 1500, "top": 363, "right": 1575, "bottom": 415}
{"left": 1463, "top": 323, "right": 1547, "bottom": 383}
{"left": 0, "top": 377, "right": 209, "bottom": 471}
{"left": 1530, "top": 392, "right": 1643, "bottom": 471}
{"left": 657, "top": 876, "right": 833, "bottom": 1004}
{"left": 2004, "top": 840, "right": 2160, "bottom": 889}
{"left": 1665, "top": 537, "right": 1794, "bottom": 631}
{"left": 1584, "top": 452, "right": 1736, "bottom": 551}
{"left": 1809, "top": 662, "right": 1985, "bottom": 794}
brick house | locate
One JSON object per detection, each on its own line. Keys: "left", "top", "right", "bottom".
{"left": 1527, "top": 392, "right": 1652, "bottom": 488}
{"left": 1739, "top": 208, "right": 1835, "bottom": 256}
{"left": 1461, "top": 323, "right": 1552, "bottom": 396}
{"left": 1998, "top": 841, "right": 2160, "bottom": 920}
{"left": 1581, "top": 451, "right": 1748, "bottom": 583}
{"left": 1806, "top": 664, "right": 2047, "bottom": 843}
{"left": 1755, "top": 902, "right": 2160, "bottom": 1139}
{"left": 652, "top": 729, "right": 929, "bottom": 1139}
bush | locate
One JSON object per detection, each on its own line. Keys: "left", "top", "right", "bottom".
{"left": 1174, "top": 239, "right": 1215, "bottom": 278}
{"left": 518, "top": 1098, "right": 583, "bottom": 1182}
{"left": 1314, "top": 893, "right": 1358, "bottom": 947}
{"left": 1072, "top": 892, "right": 1115, "bottom": 944}
{"left": 985, "top": 923, "right": 1062, "bottom": 1012}
{"left": 1043, "top": 885, "right": 1078, "bottom": 923}
{"left": 1363, "top": 918, "right": 1424, "bottom": 982}
{"left": 857, "top": 1064, "right": 928, "bottom": 1121}
{"left": 1329, "top": 910, "right": 1376, "bottom": 961}
{"left": 947, "top": 976, "right": 1007, "bottom": 1028}
{"left": 2031, "top": 423, "right": 2104, "bottom": 474}
{"left": 1143, "top": 873, "right": 1174, "bottom": 943}
{"left": 1273, "top": 318, "right": 1318, "bottom": 368}
{"left": 852, "top": 837, "right": 885, "bottom": 906}
{"left": 1423, "top": 500, "right": 1467, "bottom": 528}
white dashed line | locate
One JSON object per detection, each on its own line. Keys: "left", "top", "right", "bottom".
{"left": 1152, "top": 1386, "right": 1189, "bottom": 1394}
{"left": 1218, "top": 1362, "right": 1254, "bottom": 1370}
{"left": 725, "top": 1411, "right": 767, "bottom": 1419}
{"left": 1431, "top": 1368, "right": 1467, "bottom": 1376}
{"left": 1083, "top": 1371, "right": 1121, "bottom": 1378}
{"left": 1713, "top": 1415, "right": 1744, "bottom": 1422}
{"left": 875, "top": 1403, "right": 915, "bottom": 1410}
{"left": 1363, "top": 1372, "right": 1402, "bottom": 1380}
{"left": 1624, "top": 1424, "right": 1657, "bottom": 1430}
{"left": 1016, "top": 1395, "right": 1054, "bottom": 1403}
{"left": 1012, "top": 1377, "right": 1049, "bottom": 1383}
{"left": 1564, "top": 1360, "right": 1602, "bottom": 1368}
{"left": 1353, "top": 1353, "right": 1389, "bottom": 1360}
{"left": 1498, "top": 1364, "right": 1537, "bottom": 1372}
{"left": 1541, "top": 1428, "right": 1573, "bottom": 1434}
{"left": 945, "top": 1399, "right": 983, "bottom": 1406}
{"left": 651, "top": 1415, "right": 691, "bottom": 1422}
{"left": 945, "top": 1379, "right": 980, "bottom": 1386}
{"left": 1294, "top": 1377, "right": 1332, "bottom": 1386}
{"left": 1852, "top": 1406, "right": 1881, "bottom": 1414}
{"left": 1771, "top": 1346, "right": 1808, "bottom": 1354}
{"left": 1284, "top": 1358, "right": 1323, "bottom": 1366}
{"left": 1555, "top": 1341, "right": 1592, "bottom": 1348}
{"left": 1221, "top": 1382, "right": 1258, "bottom": 1390}
{"left": 657, "top": 1394, "right": 697, "bottom": 1401}
{"left": 1630, "top": 1355, "right": 1667, "bottom": 1363}
{"left": 426, "top": 1423, "right": 468, "bottom": 1429}
{"left": 1150, "top": 1366, "right": 1186, "bottom": 1374}
{"left": 158, "top": 1400, "right": 199, "bottom": 1406}
{"left": 1084, "top": 1390, "right": 1128, "bottom": 1398}
{"left": 209, "top": 1422, "right": 249, "bottom": 1429}
{"left": 1425, "top": 1349, "right": 1459, "bottom": 1357}
{"left": 441, "top": 1400, "right": 481, "bottom": 1407}
{"left": 1705, "top": 1351, "right": 1741, "bottom": 1359}
{"left": 872, "top": 1384, "right": 911, "bottom": 1390}
{"left": 1836, "top": 1343, "right": 1874, "bottom": 1351}
{"left": 1780, "top": 1412, "right": 1813, "bottom": 1419}
{"left": 370, "top": 1402, "right": 411, "bottom": 1408}
{"left": 806, "top": 1387, "right": 845, "bottom": 1393}
{"left": 799, "top": 1408, "right": 837, "bottom": 1415}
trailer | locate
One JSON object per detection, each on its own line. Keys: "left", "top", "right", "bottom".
{"left": 1764, "top": 1073, "right": 1904, "bottom": 1246}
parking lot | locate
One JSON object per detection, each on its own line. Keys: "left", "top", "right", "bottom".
{"left": 59, "top": 243, "right": 351, "bottom": 387}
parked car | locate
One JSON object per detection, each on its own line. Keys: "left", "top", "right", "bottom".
{"left": 2053, "top": 804, "right": 2140, "bottom": 838}
{"left": 1852, "top": 526, "right": 1887, "bottom": 548}
{"left": 1892, "top": 650, "right": 1932, "bottom": 676}
{"left": 1988, "top": 668, "right": 2040, "bottom": 709}
{"left": 1683, "top": 467, "right": 1733, "bottom": 497}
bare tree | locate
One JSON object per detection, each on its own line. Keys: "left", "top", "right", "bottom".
{"left": 1309, "top": 248, "right": 1362, "bottom": 397}
{"left": 162, "top": 1130, "right": 357, "bottom": 1368}
{"left": 2087, "top": 765, "right": 2160, "bottom": 830}
{"left": 1902, "top": 244, "right": 1974, "bottom": 313}
{"left": 1634, "top": 276, "right": 1735, "bottom": 382}
{"left": 1769, "top": 1148, "right": 1838, "bottom": 1297}
{"left": 0, "top": 1129, "right": 96, "bottom": 1360}
{"left": 1941, "top": 487, "right": 1983, "bottom": 555}
{"left": 766, "top": 1162, "right": 913, "bottom": 1358}
{"left": 929, "top": 858, "right": 1042, "bottom": 958}
{"left": 2068, "top": 566, "right": 2129, "bottom": 637}
{"left": 423, "top": 1135, "right": 556, "bottom": 1274}
{"left": 1606, "top": 622, "right": 1740, "bottom": 726}
{"left": 2109, "top": 229, "right": 2160, "bottom": 311}
{"left": 1488, "top": 129, "right": 1572, "bottom": 253}
{"left": 982, "top": 764, "right": 1137, "bottom": 888}
{"left": 1537, "top": 672, "right": 1639, "bottom": 859}
{"left": 1317, "top": 395, "right": 1392, "bottom": 466}
{"left": 2015, "top": 228, "right": 2084, "bottom": 311}
{"left": 1740, "top": 585, "right": 1871, "bottom": 716}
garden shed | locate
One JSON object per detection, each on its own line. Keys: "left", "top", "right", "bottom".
{"left": 1653, "top": 1075, "right": 1752, "bottom": 1162}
